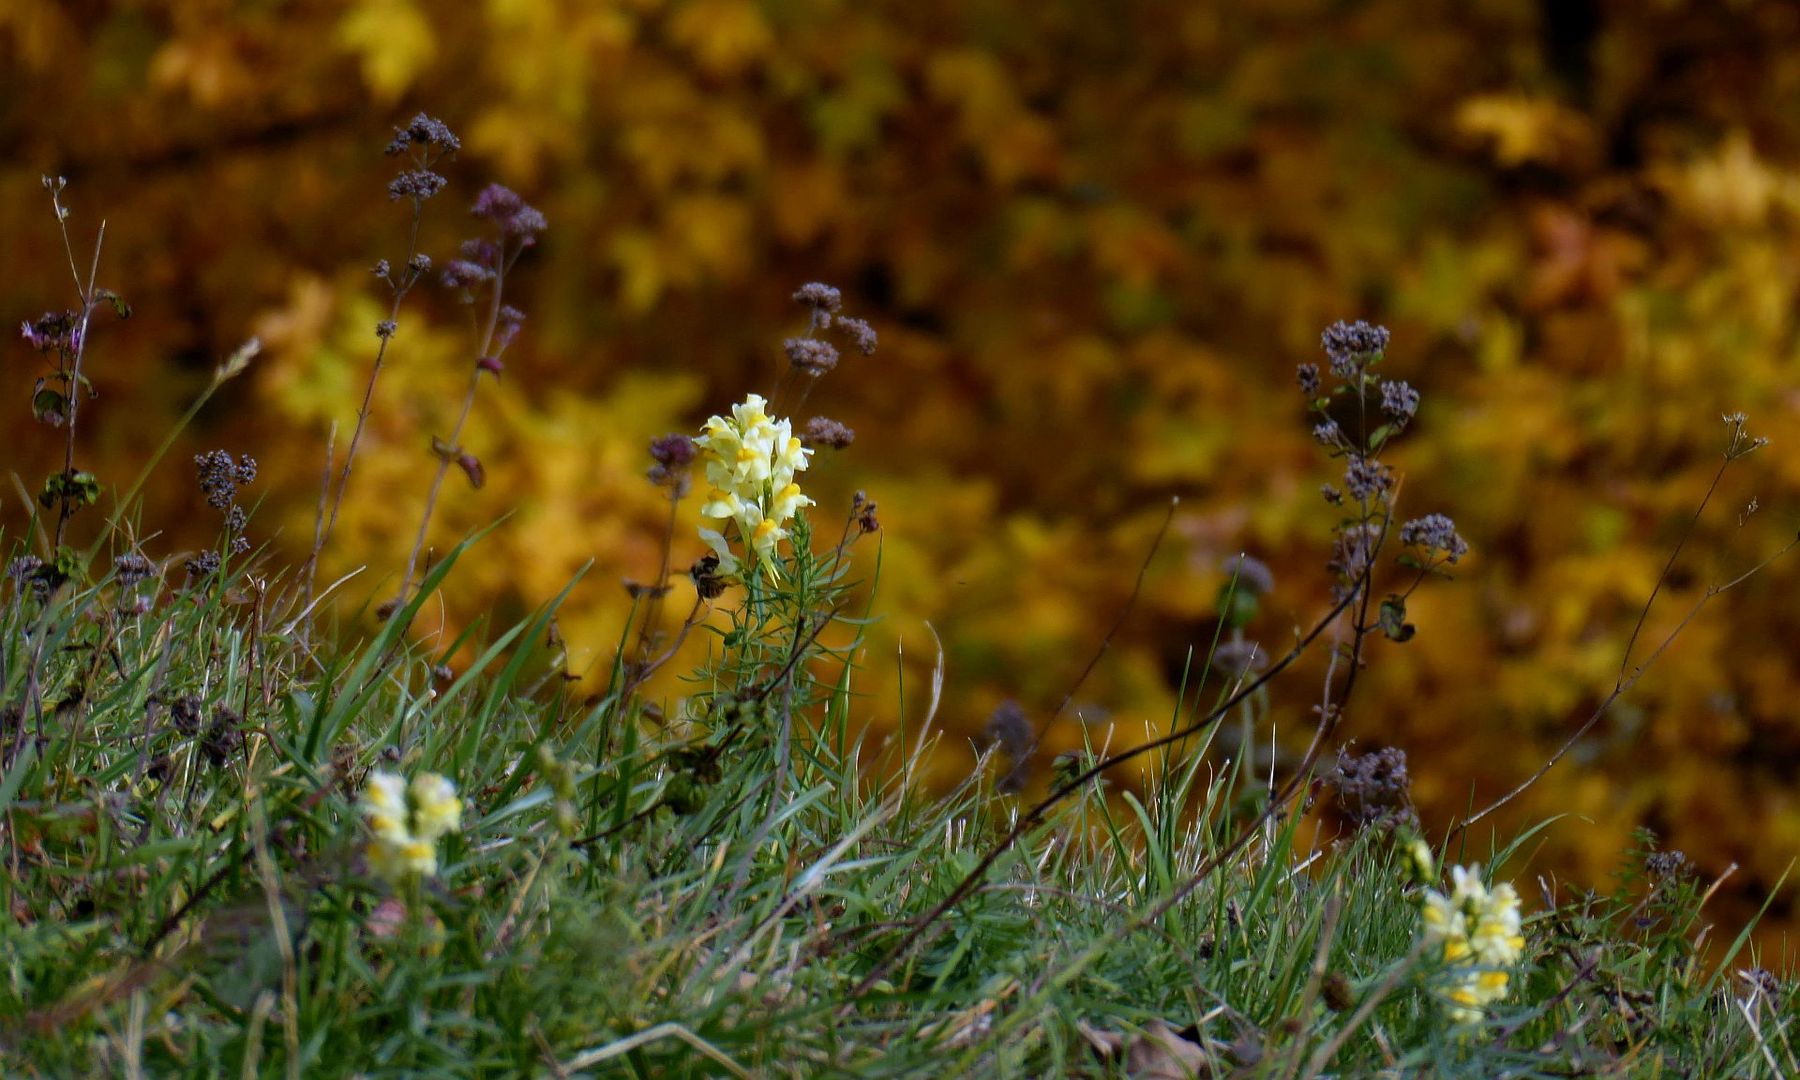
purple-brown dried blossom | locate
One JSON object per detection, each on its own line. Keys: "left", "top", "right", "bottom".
{"left": 22, "top": 311, "right": 80, "bottom": 354}
{"left": 495, "top": 305, "right": 526, "bottom": 351}
{"left": 504, "top": 205, "right": 547, "bottom": 240}
{"left": 785, "top": 337, "right": 839, "bottom": 376}
{"left": 196, "top": 450, "right": 249, "bottom": 510}
{"left": 1380, "top": 379, "right": 1419, "bottom": 423}
{"left": 793, "top": 282, "right": 843, "bottom": 313}
{"left": 202, "top": 706, "right": 245, "bottom": 767}
{"left": 1321, "top": 319, "right": 1390, "bottom": 379}
{"left": 853, "top": 491, "right": 880, "bottom": 534}
{"left": 1399, "top": 513, "right": 1468, "bottom": 563}
{"left": 471, "top": 183, "right": 546, "bottom": 240}
{"left": 802, "top": 417, "right": 855, "bottom": 449}
{"left": 1645, "top": 848, "right": 1690, "bottom": 880}
{"left": 459, "top": 238, "right": 502, "bottom": 269}
{"left": 471, "top": 183, "right": 523, "bottom": 221}
{"left": 1343, "top": 456, "right": 1392, "bottom": 502}
{"left": 386, "top": 113, "right": 461, "bottom": 157}
{"left": 649, "top": 433, "right": 697, "bottom": 474}
{"left": 388, "top": 169, "right": 448, "bottom": 202}
{"left": 835, "top": 316, "right": 878, "bottom": 356}
{"left": 1331, "top": 744, "right": 1418, "bottom": 830}
{"left": 8, "top": 555, "right": 47, "bottom": 596}
{"left": 1296, "top": 362, "right": 1321, "bottom": 397}
{"left": 170, "top": 694, "right": 204, "bottom": 736}
{"left": 442, "top": 259, "right": 495, "bottom": 289}
{"left": 113, "top": 552, "right": 155, "bottom": 587}
{"left": 1220, "top": 554, "right": 1275, "bottom": 596}
{"left": 651, "top": 433, "right": 696, "bottom": 468}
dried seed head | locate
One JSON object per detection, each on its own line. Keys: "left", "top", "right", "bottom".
{"left": 801, "top": 416, "right": 856, "bottom": 449}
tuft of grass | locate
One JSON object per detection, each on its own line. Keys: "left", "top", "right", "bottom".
{"left": 0, "top": 534, "right": 1794, "bottom": 1077}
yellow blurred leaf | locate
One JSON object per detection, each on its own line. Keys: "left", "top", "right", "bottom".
{"left": 336, "top": 0, "right": 437, "bottom": 101}
{"left": 1455, "top": 94, "right": 1594, "bottom": 170}
{"left": 667, "top": 0, "right": 772, "bottom": 77}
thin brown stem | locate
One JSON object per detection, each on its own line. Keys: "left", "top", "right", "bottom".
{"left": 46, "top": 191, "right": 105, "bottom": 552}
{"left": 1617, "top": 456, "right": 1730, "bottom": 685}
{"left": 1453, "top": 533, "right": 1797, "bottom": 836}
{"left": 1017, "top": 497, "right": 1179, "bottom": 765}
{"left": 303, "top": 204, "right": 426, "bottom": 618}
{"left": 848, "top": 573, "right": 1367, "bottom": 999}
{"left": 398, "top": 246, "right": 507, "bottom": 602}
{"left": 629, "top": 486, "right": 685, "bottom": 667}
{"left": 1130, "top": 510, "right": 1389, "bottom": 932}
{"left": 617, "top": 597, "right": 706, "bottom": 706}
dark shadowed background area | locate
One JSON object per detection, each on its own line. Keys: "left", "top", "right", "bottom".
{"left": 5, "top": 0, "right": 1800, "bottom": 951}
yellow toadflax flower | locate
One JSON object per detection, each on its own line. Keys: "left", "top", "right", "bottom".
{"left": 1419, "top": 863, "right": 1526, "bottom": 1024}
{"left": 360, "top": 769, "right": 463, "bottom": 884}
{"left": 694, "top": 393, "right": 814, "bottom": 578}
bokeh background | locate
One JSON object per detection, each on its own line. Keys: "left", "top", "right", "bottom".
{"left": 6, "top": 0, "right": 1800, "bottom": 951}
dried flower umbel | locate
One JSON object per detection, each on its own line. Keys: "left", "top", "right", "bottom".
{"left": 1320, "top": 319, "right": 1389, "bottom": 380}
{"left": 112, "top": 552, "right": 156, "bottom": 607}
{"left": 1644, "top": 848, "right": 1691, "bottom": 881}
{"left": 648, "top": 433, "right": 697, "bottom": 490}
{"left": 190, "top": 450, "right": 256, "bottom": 570}
{"left": 801, "top": 416, "right": 856, "bottom": 450}
{"left": 1399, "top": 513, "right": 1468, "bottom": 565}
{"left": 8, "top": 555, "right": 54, "bottom": 600}
{"left": 1331, "top": 744, "right": 1418, "bottom": 830}
{"left": 775, "top": 282, "right": 878, "bottom": 414}
{"left": 1298, "top": 320, "right": 1468, "bottom": 632}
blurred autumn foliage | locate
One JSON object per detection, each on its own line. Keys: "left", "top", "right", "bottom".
{"left": 6, "top": 0, "right": 1800, "bottom": 943}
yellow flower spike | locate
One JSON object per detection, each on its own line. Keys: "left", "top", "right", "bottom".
{"left": 408, "top": 772, "right": 463, "bottom": 841}
{"left": 359, "top": 768, "right": 461, "bottom": 886}
{"left": 1419, "top": 863, "right": 1527, "bottom": 1025}
{"left": 693, "top": 392, "right": 815, "bottom": 578}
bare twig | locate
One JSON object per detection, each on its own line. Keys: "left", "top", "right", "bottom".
{"left": 1453, "top": 533, "right": 1796, "bottom": 836}
{"left": 847, "top": 567, "right": 1368, "bottom": 1000}
{"left": 1018, "top": 497, "right": 1180, "bottom": 766}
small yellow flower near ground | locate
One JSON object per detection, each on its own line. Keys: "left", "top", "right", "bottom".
{"left": 694, "top": 392, "right": 813, "bottom": 578}
{"left": 360, "top": 769, "right": 463, "bottom": 884}
{"left": 1419, "top": 863, "right": 1526, "bottom": 1024}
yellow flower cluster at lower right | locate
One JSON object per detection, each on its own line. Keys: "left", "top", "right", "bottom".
{"left": 1420, "top": 864, "right": 1526, "bottom": 1023}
